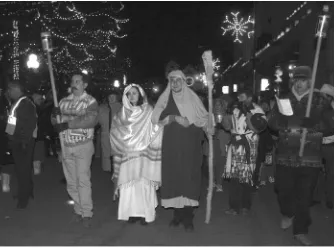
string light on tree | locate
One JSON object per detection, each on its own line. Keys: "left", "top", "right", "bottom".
{"left": 12, "top": 20, "right": 20, "bottom": 80}
{"left": 0, "top": 2, "right": 129, "bottom": 81}
{"left": 221, "top": 12, "right": 254, "bottom": 43}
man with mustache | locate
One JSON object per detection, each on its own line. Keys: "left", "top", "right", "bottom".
{"left": 52, "top": 73, "right": 98, "bottom": 228}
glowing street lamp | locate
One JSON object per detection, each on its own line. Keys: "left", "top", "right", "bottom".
{"left": 113, "top": 80, "right": 120, "bottom": 88}
{"left": 27, "top": 54, "right": 40, "bottom": 69}
{"left": 82, "top": 69, "right": 88, "bottom": 75}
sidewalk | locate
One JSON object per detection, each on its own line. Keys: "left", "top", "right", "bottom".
{"left": 0, "top": 158, "right": 333, "bottom": 246}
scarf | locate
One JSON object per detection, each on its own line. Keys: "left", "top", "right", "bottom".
{"left": 152, "top": 70, "right": 209, "bottom": 128}
{"left": 110, "top": 84, "right": 162, "bottom": 155}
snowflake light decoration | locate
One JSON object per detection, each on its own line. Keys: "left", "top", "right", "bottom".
{"left": 212, "top": 58, "right": 220, "bottom": 70}
{"left": 221, "top": 12, "right": 254, "bottom": 43}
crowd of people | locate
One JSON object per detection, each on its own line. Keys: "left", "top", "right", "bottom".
{"left": 0, "top": 65, "right": 333, "bottom": 246}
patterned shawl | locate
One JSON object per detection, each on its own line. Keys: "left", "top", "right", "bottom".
{"left": 152, "top": 70, "right": 209, "bottom": 128}
{"left": 110, "top": 84, "right": 162, "bottom": 155}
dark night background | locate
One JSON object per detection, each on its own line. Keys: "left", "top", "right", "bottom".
{"left": 118, "top": 1, "right": 254, "bottom": 80}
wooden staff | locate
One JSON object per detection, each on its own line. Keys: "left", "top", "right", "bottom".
{"left": 299, "top": 7, "right": 329, "bottom": 157}
{"left": 41, "top": 32, "right": 65, "bottom": 156}
{"left": 202, "top": 51, "right": 215, "bottom": 224}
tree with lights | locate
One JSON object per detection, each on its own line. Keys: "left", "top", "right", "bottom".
{"left": 0, "top": 1, "right": 129, "bottom": 83}
{"left": 44, "top": 2, "right": 129, "bottom": 80}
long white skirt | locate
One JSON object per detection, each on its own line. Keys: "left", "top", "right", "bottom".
{"left": 118, "top": 178, "right": 158, "bottom": 223}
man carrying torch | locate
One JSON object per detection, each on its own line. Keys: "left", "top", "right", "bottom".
{"left": 52, "top": 73, "right": 98, "bottom": 228}
{"left": 268, "top": 66, "right": 330, "bottom": 245}
{"left": 41, "top": 31, "right": 98, "bottom": 228}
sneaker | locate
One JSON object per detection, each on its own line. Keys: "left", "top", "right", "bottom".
{"left": 294, "top": 234, "right": 313, "bottom": 246}
{"left": 281, "top": 216, "right": 293, "bottom": 230}
{"left": 71, "top": 213, "right": 82, "bottom": 223}
{"left": 82, "top": 217, "right": 92, "bottom": 228}
{"left": 225, "top": 209, "right": 238, "bottom": 216}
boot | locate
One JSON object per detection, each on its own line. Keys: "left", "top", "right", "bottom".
{"left": 169, "top": 208, "right": 183, "bottom": 227}
{"left": 294, "top": 234, "right": 313, "bottom": 246}
{"left": 182, "top": 206, "right": 194, "bottom": 232}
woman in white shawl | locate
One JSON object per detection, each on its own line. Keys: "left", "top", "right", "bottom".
{"left": 110, "top": 84, "right": 168, "bottom": 225}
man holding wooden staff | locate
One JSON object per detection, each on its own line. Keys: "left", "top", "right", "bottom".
{"left": 52, "top": 73, "right": 98, "bottom": 228}
{"left": 268, "top": 66, "right": 330, "bottom": 246}
{"left": 152, "top": 70, "right": 213, "bottom": 232}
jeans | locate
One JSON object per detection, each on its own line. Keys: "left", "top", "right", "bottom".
{"left": 62, "top": 141, "right": 94, "bottom": 218}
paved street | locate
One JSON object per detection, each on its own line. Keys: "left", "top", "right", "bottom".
{"left": 0, "top": 157, "right": 333, "bottom": 246}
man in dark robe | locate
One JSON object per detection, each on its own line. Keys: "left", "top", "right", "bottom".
{"left": 152, "top": 70, "right": 213, "bottom": 232}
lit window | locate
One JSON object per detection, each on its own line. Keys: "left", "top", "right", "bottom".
{"left": 261, "top": 78, "right": 269, "bottom": 91}
{"left": 233, "top": 84, "right": 238, "bottom": 92}
{"left": 222, "top": 86, "right": 229, "bottom": 94}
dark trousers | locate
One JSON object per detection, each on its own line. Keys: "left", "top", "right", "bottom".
{"left": 173, "top": 206, "right": 194, "bottom": 224}
{"left": 322, "top": 145, "right": 334, "bottom": 205}
{"left": 275, "top": 165, "right": 319, "bottom": 235}
{"left": 44, "top": 136, "right": 57, "bottom": 157}
{"left": 228, "top": 178, "right": 253, "bottom": 212}
{"left": 12, "top": 139, "right": 35, "bottom": 206}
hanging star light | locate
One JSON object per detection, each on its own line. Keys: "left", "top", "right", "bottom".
{"left": 221, "top": 12, "right": 254, "bottom": 43}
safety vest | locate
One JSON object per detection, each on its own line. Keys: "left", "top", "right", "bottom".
{"left": 5, "top": 96, "right": 37, "bottom": 138}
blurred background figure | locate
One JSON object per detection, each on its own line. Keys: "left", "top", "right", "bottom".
{"left": 32, "top": 93, "right": 46, "bottom": 175}
{"left": 255, "top": 99, "right": 275, "bottom": 188}
{"left": 203, "top": 97, "right": 231, "bottom": 192}
{"left": 43, "top": 91, "right": 58, "bottom": 159}
{"left": 98, "top": 97, "right": 112, "bottom": 172}
{"left": 107, "top": 92, "right": 122, "bottom": 172}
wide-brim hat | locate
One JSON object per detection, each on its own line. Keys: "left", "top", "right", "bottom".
{"left": 320, "top": 84, "right": 334, "bottom": 97}
{"left": 292, "top": 66, "right": 312, "bottom": 79}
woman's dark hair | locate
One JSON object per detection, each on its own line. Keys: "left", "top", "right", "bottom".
{"left": 127, "top": 86, "right": 144, "bottom": 106}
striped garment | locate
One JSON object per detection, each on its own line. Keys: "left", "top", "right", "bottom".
{"left": 112, "top": 130, "right": 163, "bottom": 189}
{"left": 59, "top": 92, "right": 96, "bottom": 146}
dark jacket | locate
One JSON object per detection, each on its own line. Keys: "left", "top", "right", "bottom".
{"left": 268, "top": 90, "right": 330, "bottom": 167}
{"left": 8, "top": 97, "right": 37, "bottom": 145}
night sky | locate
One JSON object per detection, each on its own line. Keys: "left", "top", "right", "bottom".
{"left": 119, "top": 1, "right": 254, "bottom": 80}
